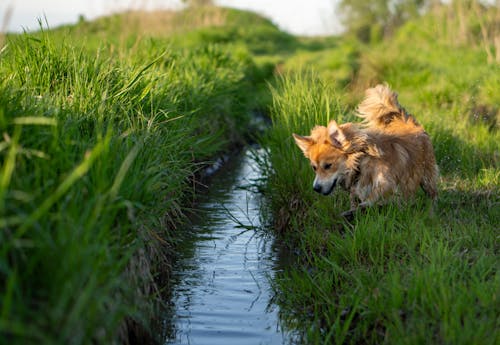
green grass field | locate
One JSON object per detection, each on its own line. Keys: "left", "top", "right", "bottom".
{"left": 0, "top": 3, "right": 498, "bottom": 344}
{"left": 261, "top": 72, "right": 498, "bottom": 344}
{"left": 259, "top": 7, "right": 499, "bottom": 344}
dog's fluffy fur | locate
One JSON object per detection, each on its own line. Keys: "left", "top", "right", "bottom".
{"left": 293, "top": 84, "right": 438, "bottom": 217}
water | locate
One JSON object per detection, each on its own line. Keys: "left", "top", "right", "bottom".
{"left": 164, "top": 149, "right": 290, "bottom": 345}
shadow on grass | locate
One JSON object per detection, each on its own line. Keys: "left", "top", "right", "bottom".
{"left": 431, "top": 125, "right": 498, "bottom": 179}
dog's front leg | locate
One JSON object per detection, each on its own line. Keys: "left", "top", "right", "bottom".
{"left": 340, "top": 188, "right": 360, "bottom": 220}
{"left": 349, "top": 187, "right": 358, "bottom": 210}
{"left": 341, "top": 192, "right": 383, "bottom": 220}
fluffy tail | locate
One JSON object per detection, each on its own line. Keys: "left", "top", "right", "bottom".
{"left": 356, "top": 84, "right": 415, "bottom": 128}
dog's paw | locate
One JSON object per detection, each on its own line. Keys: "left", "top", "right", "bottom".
{"left": 341, "top": 209, "right": 356, "bottom": 221}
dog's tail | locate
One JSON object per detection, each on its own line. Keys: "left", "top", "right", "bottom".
{"left": 356, "top": 84, "right": 417, "bottom": 128}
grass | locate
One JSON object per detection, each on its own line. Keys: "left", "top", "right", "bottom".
{"left": 0, "top": 14, "right": 271, "bottom": 344}
{"left": 261, "top": 72, "right": 498, "bottom": 344}
{"left": 258, "top": 9, "right": 499, "bottom": 342}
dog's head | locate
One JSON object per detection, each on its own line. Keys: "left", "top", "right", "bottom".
{"left": 293, "top": 120, "right": 367, "bottom": 195}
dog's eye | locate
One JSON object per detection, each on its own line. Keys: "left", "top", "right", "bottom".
{"left": 324, "top": 163, "right": 332, "bottom": 170}
{"left": 311, "top": 165, "right": 317, "bottom": 171}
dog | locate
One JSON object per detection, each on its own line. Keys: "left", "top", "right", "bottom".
{"left": 293, "top": 84, "right": 438, "bottom": 218}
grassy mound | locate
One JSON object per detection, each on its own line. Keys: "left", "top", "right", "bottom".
{"left": 50, "top": 6, "right": 297, "bottom": 55}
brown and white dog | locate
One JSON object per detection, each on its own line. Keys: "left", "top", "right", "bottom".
{"left": 293, "top": 84, "right": 438, "bottom": 218}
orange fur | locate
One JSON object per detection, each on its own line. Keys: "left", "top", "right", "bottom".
{"left": 293, "top": 84, "right": 438, "bottom": 217}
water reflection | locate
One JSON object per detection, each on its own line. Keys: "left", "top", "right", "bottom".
{"left": 164, "top": 149, "right": 290, "bottom": 345}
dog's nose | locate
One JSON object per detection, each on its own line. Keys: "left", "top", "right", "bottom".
{"left": 313, "top": 184, "right": 322, "bottom": 193}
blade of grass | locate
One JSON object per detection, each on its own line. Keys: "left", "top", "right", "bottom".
{"left": 16, "top": 135, "right": 109, "bottom": 237}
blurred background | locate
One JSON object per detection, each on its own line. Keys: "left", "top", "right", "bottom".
{"left": 2, "top": 0, "right": 342, "bottom": 36}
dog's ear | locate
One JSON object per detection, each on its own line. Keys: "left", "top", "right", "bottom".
{"left": 293, "top": 133, "right": 313, "bottom": 156}
{"left": 327, "top": 120, "right": 346, "bottom": 149}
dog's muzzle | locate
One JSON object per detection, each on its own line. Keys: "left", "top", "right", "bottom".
{"left": 313, "top": 179, "right": 337, "bottom": 195}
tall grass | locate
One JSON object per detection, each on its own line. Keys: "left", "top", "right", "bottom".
{"left": 0, "top": 23, "right": 263, "bottom": 343}
{"left": 259, "top": 56, "right": 499, "bottom": 344}
{"left": 260, "top": 8, "right": 499, "bottom": 342}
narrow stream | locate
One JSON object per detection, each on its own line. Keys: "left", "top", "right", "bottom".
{"left": 163, "top": 149, "right": 291, "bottom": 345}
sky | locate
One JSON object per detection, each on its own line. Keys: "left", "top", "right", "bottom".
{"left": 1, "top": 0, "right": 342, "bottom": 36}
